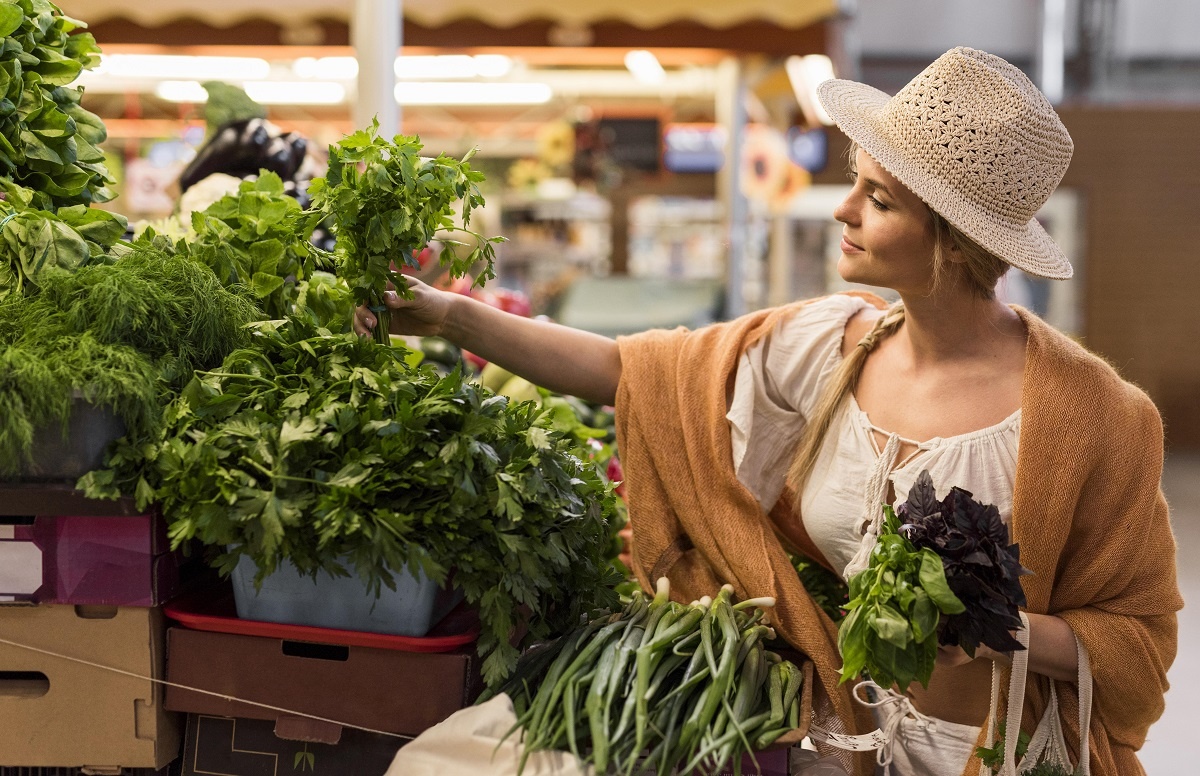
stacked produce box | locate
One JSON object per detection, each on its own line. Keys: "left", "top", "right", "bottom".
{"left": 0, "top": 486, "right": 183, "bottom": 773}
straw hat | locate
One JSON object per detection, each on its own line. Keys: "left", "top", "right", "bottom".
{"left": 817, "top": 47, "right": 1074, "bottom": 279}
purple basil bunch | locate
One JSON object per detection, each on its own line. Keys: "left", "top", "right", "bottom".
{"left": 898, "top": 470, "right": 1030, "bottom": 656}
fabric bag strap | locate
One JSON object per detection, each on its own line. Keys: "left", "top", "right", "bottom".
{"left": 1001, "top": 612, "right": 1033, "bottom": 776}
{"left": 984, "top": 614, "right": 1095, "bottom": 776}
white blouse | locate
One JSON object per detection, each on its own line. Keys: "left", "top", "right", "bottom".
{"left": 727, "top": 295, "right": 1021, "bottom": 580}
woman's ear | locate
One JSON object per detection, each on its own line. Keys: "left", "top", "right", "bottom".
{"left": 943, "top": 236, "right": 968, "bottom": 265}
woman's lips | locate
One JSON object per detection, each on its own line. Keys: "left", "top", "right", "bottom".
{"left": 841, "top": 236, "right": 864, "bottom": 252}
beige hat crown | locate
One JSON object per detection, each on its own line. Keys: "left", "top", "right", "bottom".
{"left": 818, "top": 47, "right": 1075, "bottom": 279}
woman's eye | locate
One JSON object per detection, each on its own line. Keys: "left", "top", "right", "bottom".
{"left": 868, "top": 195, "right": 887, "bottom": 211}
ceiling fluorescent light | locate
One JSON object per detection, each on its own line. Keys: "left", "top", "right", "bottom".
{"left": 392, "top": 55, "right": 513, "bottom": 80}
{"left": 293, "top": 56, "right": 359, "bottom": 79}
{"left": 624, "top": 50, "right": 666, "bottom": 84}
{"left": 157, "top": 80, "right": 346, "bottom": 105}
{"left": 155, "top": 80, "right": 210, "bottom": 102}
{"left": 786, "top": 55, "right": 835, "bottom": 126}
{"left": 395, "top": 55, "right": 477, "bottom": 80}
{"left": 394, "top": 81, "right": 552, "bottom": 106}
{"left": 100, "top": 54, "right": 270, "bottom": 81}
{"left": 244, "top": 81, "right": 346, "bottom": 105}
{"left": 472, "top": 55, "right": 513, "bottom": 78}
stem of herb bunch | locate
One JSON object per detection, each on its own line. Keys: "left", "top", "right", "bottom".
{"left": 244, "top": 458, "right": 327, "bottom": 487}
{"left": 371, "top": 303, "right": 390, "bottom": 346}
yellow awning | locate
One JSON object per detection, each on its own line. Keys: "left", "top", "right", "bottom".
{"left": 61, "top": 0, "right": 838, "bottom": 31}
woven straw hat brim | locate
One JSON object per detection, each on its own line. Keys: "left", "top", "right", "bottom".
{"left": 817, "top": 79, "right": 1073, "bottom": 280}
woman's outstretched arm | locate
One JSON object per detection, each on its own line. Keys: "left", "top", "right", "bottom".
{"left": 354, "top": 277, "right": 622, "bottom": 406}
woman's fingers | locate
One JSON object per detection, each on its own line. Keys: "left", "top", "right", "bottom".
{"left": 353, "top": 306, "right": 377, "bottom": 336}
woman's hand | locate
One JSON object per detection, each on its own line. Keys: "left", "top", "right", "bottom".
{"left": 352, "top": 276, "right": 453, "bottom": 338}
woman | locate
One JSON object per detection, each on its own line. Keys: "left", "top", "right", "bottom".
{"left": 357, "top": 48, "right": 1180, "bottom": 776}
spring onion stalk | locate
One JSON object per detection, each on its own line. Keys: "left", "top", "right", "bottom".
{"left": 494, "top": 584, "right": 807, "bottom": 776}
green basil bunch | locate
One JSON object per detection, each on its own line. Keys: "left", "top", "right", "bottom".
{"left": 837, "top": 505, "right": 966, "bottom": 692}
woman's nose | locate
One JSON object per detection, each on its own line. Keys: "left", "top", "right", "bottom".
{"left": 833, "top": 193, "right": 856, "bottom": 225}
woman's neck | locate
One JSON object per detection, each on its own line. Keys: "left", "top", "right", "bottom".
{"left": 894, "top": 290, "right": 1024, "bottom": 369}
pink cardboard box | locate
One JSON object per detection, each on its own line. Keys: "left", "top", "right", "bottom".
{"left": 0, "top": 514, "right": 181, "bottom": 606}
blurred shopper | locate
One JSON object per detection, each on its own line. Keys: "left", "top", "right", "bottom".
{"left": 357, "top": 48, "right": 1180, "bottom": 776}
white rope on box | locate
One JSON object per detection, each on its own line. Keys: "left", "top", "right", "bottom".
{"left": 0, "top": 633, "right": 416, "bottom": 741}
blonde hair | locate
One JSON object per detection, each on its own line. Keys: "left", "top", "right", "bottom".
{"left": 786, "top": 144, "right": 1012, "bottom": 501}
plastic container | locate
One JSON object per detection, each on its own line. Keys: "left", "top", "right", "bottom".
{"left": 229, "top": 554, "right": 462, "bottom": 637}
{"left": 18, "top": 395, "right": 126, "bottom": 481}
{"left": 164, "top": 583, "right": 479, "bottom": 653}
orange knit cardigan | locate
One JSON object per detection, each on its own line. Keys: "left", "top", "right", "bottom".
{"left": 613, "top": 296, "right": 1181, "bottom": 776}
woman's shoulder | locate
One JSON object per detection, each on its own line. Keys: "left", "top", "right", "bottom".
{"left": 771, "top": 292, "right": 886, "bottom": 342}
{"left": 1019, "top": 308, "right": 1161, "bottom": 432}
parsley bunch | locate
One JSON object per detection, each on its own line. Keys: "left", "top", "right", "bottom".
{"left": 128, "top": 317, "right": 620, "bottom": 685}
{"left": 306, "top": 119, "right": 504, "bottom": 343}
{"left": 791, "top": 553, "right": 849, "bottom": 624}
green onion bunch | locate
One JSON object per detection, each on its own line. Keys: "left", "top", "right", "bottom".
{"left": 483, "top": 579, "right": 807, "bottom": 776}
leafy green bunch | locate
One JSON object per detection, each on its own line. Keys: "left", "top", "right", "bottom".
{"left": 836, "top": 504, "right": 966, "bottom": 692}
{"left": 0, "top": 187, "right": 127, "bottom": 300}
{"left": 115, "top": 316, "right": 621, "bottom": 685}
{"left": 168, "top": 172, "right": 346, "bottom": 325}
{"left": 0, "top": 0, "right": 114, "bottom": 210}
{"left": 0, "top": 246, "right": 259, "bottom": 475}
{"left": 306, "top": 118, "right": 504, "bottom": 343}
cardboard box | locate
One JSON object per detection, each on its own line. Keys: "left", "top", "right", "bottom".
{"left": 0, "top": 514, "right": 184, "bottom": 606}
{"left": 180, "top": 713, "right": 402, "bottom": 776}
{"left": 0, "top": 605, "right": 181, "bottom": 769}
{"left": 164, "top": 626, "right": 482, "bottom": 740}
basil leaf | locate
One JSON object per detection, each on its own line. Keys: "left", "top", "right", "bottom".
{"left": 920, "top": 549, "right": 966, "bottom": 614}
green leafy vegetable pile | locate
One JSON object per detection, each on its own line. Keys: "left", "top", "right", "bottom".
{"left": 0, "top": 0, "right": 115, "bottom": 211}
{"left": 0, "top": 191, "right": 127, "bottom": 299}
{"left": 483, "top": 580, "right": 806, "bottom": 776}
{"left": 897, "top": 470, "right": 1029, "bottom": 656}
{"left": 307, "top": 118, "right": 504, "bottom": 343}
{"left": 108, "top": 316, "right": 621, "bottom": 685}
{"left": 0, "top": 246, "right": 259, "bottom": 475}
{"left": 154, "top": 172, "right": 346, "bottom": 325}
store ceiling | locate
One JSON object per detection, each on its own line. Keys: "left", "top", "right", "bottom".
{"left": 64, "top": 0, "right": 839, "bottom": 30}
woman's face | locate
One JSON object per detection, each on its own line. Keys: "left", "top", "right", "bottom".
{"left": 833, "top": 149, "right": 941, "bottom": 295}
